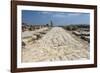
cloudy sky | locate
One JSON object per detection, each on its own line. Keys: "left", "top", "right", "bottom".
{"left": 22, "top": 10, "right": 90, "bottom": 26}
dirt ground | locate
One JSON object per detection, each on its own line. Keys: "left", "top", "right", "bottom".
{"left": 22, "top": 27, "right": 89, "bottom": 62}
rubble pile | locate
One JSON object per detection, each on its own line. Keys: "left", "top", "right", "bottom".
{"left": 22, "top": 27, "right": 89, "bottom": 62}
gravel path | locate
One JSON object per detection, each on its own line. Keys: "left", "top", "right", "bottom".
{"left": 22, "top": 27, "right": 89, "bottom": 62}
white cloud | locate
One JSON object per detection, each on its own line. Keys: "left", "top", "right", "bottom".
{"left": 53, "top": 14, "right": 65, "bottom": 17}
{"left": 52, "top": 13, "right": 67, "bottom": 18}
{"left": 67, "top": 13, "right": 81, "bottom": 16}
{"left": 39, "top": 11, "right": 82, "bottom": 18}
{"left": 52, "top": 13, "right": 81, "bottom": 18}
{"left": 40, "top": 11, "right": 53, "bottom": 15}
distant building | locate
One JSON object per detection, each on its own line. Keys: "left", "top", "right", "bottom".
{"left": 22, "top": 21, "right": 53, "bottom": 32}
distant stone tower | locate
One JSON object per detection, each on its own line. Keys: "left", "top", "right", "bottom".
{"left": 50, "top": 20, "right": 53, "bottom": 27}
{"left": 48, "top": 20, "right": 53, "bottom": 27}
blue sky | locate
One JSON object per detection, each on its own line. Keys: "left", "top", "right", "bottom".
{"left": 22, "top": 10, "right": 90, "bottom": 26}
